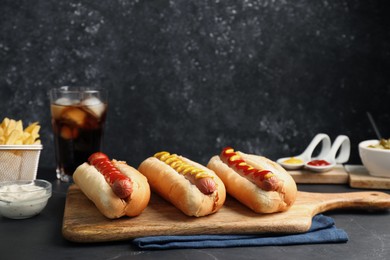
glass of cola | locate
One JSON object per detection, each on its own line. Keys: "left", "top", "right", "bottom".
{"left": 49, "top": 86, "right": 107, "bottom": 182}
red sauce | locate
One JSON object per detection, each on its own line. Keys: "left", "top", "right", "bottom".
{"left": 307, "top": 159, "right": 331, "bottom": 166}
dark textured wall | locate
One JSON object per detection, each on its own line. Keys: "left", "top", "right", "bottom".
{"left": 1, "top": 0, "right": 389, "bottom": 170}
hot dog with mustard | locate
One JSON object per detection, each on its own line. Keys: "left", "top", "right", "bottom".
{"left": 138, "top": 151, "right": 226, "bottom": 217}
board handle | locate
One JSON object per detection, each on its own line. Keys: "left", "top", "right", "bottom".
{"left": 300, "top": 191, "right": 390, "bottom": 216}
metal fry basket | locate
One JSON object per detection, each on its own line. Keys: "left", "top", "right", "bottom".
{"left": 0, "top": 145, "right": 42, "bottom": 181}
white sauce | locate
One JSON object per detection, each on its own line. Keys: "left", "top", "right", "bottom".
{"left": 0, "top": 183, "right": 50, "bottom": 219}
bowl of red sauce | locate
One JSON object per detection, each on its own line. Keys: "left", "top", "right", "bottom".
{"left": 304, "top": 158, "right": 335, "bottom": 172}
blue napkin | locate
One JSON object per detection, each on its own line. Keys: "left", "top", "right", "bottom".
{"left": 132, "top": 214, "right": 348, "bottom": 249}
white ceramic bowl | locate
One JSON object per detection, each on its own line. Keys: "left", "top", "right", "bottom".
{"left": 359, "top": 140, "right": 390, "bottom": 178}
{"left": 276, "top": 157, "right": 305, "bottom": 170}
{"left": 0, "top": 179, "right": 52, "bottom": 219}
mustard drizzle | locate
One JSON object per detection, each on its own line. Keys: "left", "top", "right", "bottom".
{"left": 154, "top": 151, "right": 213, "bottom": 180}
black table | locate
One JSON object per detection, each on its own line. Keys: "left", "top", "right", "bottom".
{"left": 1, "top": 167, "right": 390, "bottom": 260}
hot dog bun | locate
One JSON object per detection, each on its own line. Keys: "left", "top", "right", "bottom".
{"left": 138, "top": 156, "right": 226, "bottom": 217}
{"left": 207, "top": 151, "right": 297, "bottom": 213}
{"left": 73, "top": 160, "right": 150, "bottom": 219}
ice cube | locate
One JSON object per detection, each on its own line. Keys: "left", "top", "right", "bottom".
{"left": 60, "top": 126, "right": 78, "bottom": 139}
{"left": 54, "top": 97, "right": 79, "bottom": 106}
{"left": 81, "top": 97, "right": 101, "bottom": 106}
{"left": 81, "top": 97, "right": 106, "bottom": 118}
{"left": 51, "top": 104, "right": 66, "bottom": 120}
{"left": 51, "top": 98, "right": 81, "bottom": 119}
{"left": 62, "top": 107, "right": 87, "bottom": 126}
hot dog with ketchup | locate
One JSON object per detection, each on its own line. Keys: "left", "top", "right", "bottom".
{"left": 207, "top": 147, "right": 297, "bottom": 213}
{"left": 73, "top": 152, "right": 151, "bottom": 219}
{"left": 138, "top": 151, "right": 226, "bottom": 217}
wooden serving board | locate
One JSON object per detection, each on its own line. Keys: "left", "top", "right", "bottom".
{"left": 346, "top": 165, "right": 390, "bottom": 190}
{"left": 62, "top": 185, "right": 390, "bottom": 243}
{"left": 288, "top": 165, "right": 349, "bottom": 184}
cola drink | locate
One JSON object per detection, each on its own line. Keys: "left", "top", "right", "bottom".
{"left": 49, "top": 87, "right": 107, "bottom": 182}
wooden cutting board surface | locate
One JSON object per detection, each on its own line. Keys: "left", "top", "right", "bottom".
{"left": 288, "top": 165, "right": 349, "bottom": 184}
{"left": 62, "top": 185, "right": 390, "bottom": 243}
{"left": 346, "top": 165, "right": 390, "bottom": 190}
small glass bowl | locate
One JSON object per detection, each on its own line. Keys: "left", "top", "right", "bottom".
{"left": 0, "top": 179, "right": 52, "bottom": 219}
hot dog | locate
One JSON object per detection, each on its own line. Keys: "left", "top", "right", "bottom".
{"left": 88, "top": 152, "right": 133, "bottom": 198}
{"left": 207, "top": 147, "right": 297, "bottom": 213}
{"left": 73, "top": 152, "right": 151, "bottom": 219}
{"left": 138, "top": 151, "right": 226, "bottom": 217}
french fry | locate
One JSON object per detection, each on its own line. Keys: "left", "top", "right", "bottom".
{"left": 22, "top": 132, "right": 30, "bottom": 141}
{"left": 5, "top": 129, "right": 23, "bottom": 145}
{"left": 24, "top": 122, "right": 39, "bottom": 134}
{"left": 1, "top": 117, "right": 10, "bottom": 129}
{"left": 15, "top": 120, "right": 23, "bottom": 132}
{"left": 5, "top": 119, "right": 16, "bottom": 136}
{"left": 0, "top": 117, "right": 41, "bottom": 145}
{"left": 24, "top": 135, "right": 35, "bottom": 145}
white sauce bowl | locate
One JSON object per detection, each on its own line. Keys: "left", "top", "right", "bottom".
{"left": 359, "top": 140, "right": 390, "bottom": 178}
{"left": 0, "top": 179, "right": 52, "bottom": 219}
